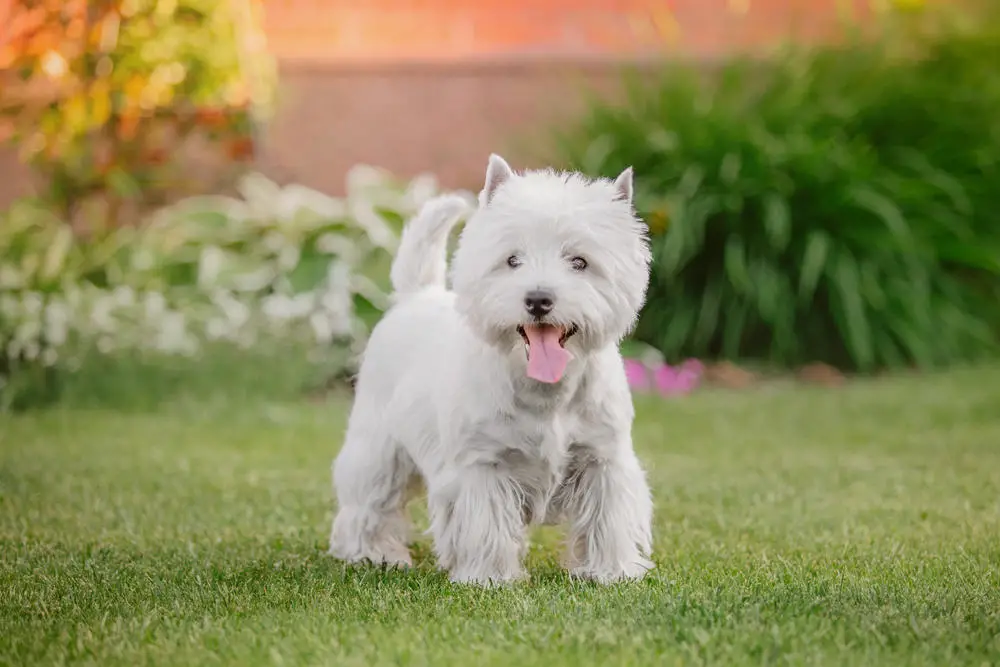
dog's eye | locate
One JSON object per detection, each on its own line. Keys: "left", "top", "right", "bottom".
{"left": 570, "top": 256, "right": 588, "bottom": 271}
{"left": 506, "top": 255, "right": 521, "bottom": 269}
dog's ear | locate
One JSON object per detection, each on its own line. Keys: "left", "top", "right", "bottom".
{"left": 613, "top": 167, "right": 634, "bottom": 205}
{"left": 481, "top": 154, "right": 513, "bottom": 205}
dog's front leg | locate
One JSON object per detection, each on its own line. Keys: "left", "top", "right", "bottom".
{"left": 562, "top": 447, "right": 654, "bottom": 583}
{"left": 428, "top": 464, "right": 527, "bottom": 586}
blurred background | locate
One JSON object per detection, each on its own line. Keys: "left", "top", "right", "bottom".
{"left": 0, "top": 0, "right": 998, "bottom": 410}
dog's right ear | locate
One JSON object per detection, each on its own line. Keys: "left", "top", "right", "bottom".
{"left": 480, "top": 154, "right": 513, "bottom": 206}
{"left": 612, "top": 167, "right": 634, "bottom": 205}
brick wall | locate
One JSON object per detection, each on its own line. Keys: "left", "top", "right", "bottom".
{"left": 0, "top": 0, "right": 872, "bottom": 205}
{"left": 256, "top": 59, "right": 640, "bottom": 196}
{"left": 263, "top": 0, "right": 872, "bottom": 62}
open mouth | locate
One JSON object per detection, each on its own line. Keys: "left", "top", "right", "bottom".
{"left": 516, "top": 324, "right": 578, "bottom": 348}
{"left": 515, "top": 324, "right": 578, "bottom": 384}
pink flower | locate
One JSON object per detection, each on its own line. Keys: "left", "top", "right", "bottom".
{"left": 653, "top": 358, "right": 704, "bottom": 395}
{"left": 623, "top": 357, "right": 704, "bottom": 396}
{"left": 624, "top": 358, "right": 651, "bottom": 391}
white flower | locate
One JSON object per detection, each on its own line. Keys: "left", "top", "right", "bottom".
{"left": 319, "top": 288, "right": 351, "bottom": 321}
{"left": 21, "top": 340, "right": 40, "bottom": 361}
{"left": 0, "top": 294, "right": 19, "bottom": 318}
{"left": 261, "top": 294, "right": 295, "bottom": 322}
{"left": 22, "top": 292, "right": 44, "bottom": 316}
{"left": 348, "top": 200, "right": 398, "bottom": 252}
{"left": 153, "top": 311, "right": 199, "bottom": 356}
{"left": 236, "top": 171, "right": 283, "bottom": 220}
{"left": 309, "top": 311, "right": 333, "bottom": 344}
{"left": 350, "top": 274, "right": 391, "bottom": 310}
{"left": 41, "top": 347, "right": 58, "bottom": 367}
{"left": 316, "top": 233, "right": 359, "bottom": 261}
{"left": 0, "top": 263, "right": 23, "bottom": 289}
{"left": 89, "top": 294, "right": 116, "bottom": 332}
{"left": 232, "top": 266, "right": 276, "bottom": 292}
{"left": 262, "top": 231, "right": 286, "bottom": 254}
{"left": 403, "top": 172, "right": 440, "bottom": 209}
{"left": 156, "top": 311, "right": 187, "bottom": 351}
{"left": 206, "top": 317, "right": 230, "bottom": 340}
{"left": 198, "top": 246, "right": 226, "bottom": 287}
{"left": 278, "top": 184, "right": 348, "bottom": 221}
{"left": 14, "top": 318, "right": 41, "bottom": 346}
{"left": 112, "top": 285, "right": 136, "bottom": 307}
{"left": 132, "top": 248, "right": 156, "bottom": 271}
{"left": 211, "top": 290, "right": 251, "bottom": 329}
{"left": 144, "top": 291, "right": 167, "bottom": 320}
{"left": 44, "top": 319, "right": 68, "bottom": 347}
{"left": 44, "top": 299, "right": 69, "bottom": 325}
{"left": 97, "top": 336, "right": 115, "bottom": 354}
{"left": 277, "top": 245, "right": 301, "bottom": 272}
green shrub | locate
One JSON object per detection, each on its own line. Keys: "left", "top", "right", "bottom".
{"left": 553, "top": 4, "right": 1000, "bottom": 372}
{"left": 0, "top": 167, "right": 471, "bottom": 411}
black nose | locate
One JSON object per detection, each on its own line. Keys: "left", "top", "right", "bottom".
{"left": 524, "top": 290, "right": 555, "bottom": 318}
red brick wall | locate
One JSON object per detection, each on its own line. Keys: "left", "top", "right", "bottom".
{"left": 0, "top": 0, "right": 874, "bottom": 206}
{"left": 256, "top": 60, "right": 639, "bottom": 196}
{"left": 263, "top": 0, "right": 873, "bottom": 62}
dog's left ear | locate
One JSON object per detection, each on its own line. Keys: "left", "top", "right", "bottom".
{"left": 613, "top": 167, "right": 633, "bottom": 205}
{"left": 481, "top": 154, "right": 514, "bottom": 206}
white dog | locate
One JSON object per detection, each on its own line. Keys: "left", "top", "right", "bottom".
{"left": 328, "top": 154, "right": 654, "bottom": 585}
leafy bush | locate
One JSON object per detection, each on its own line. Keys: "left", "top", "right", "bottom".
{"left": 0, "top": 167, "right": 471, "bottom": 411}
{"left": 0, "top": 0, "right": 275, "bottom": 223}
{"left": 553, "top": 3, "right": 1000, "bottom": 371}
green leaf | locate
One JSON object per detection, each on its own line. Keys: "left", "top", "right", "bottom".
{"left": 107, "top": 168, "right": 143, "bottom": 200}
{"left": 659, "top": 303, "right": 696, "bottom": 358}
{"left": 658, "top": 201, "right": 687, "bottom": 275}
{"left": 286, "top": 254, "right": 330, "bottom": 294}
{"left": 798, "top": 232, "right": 831, "bottom": 302}
{"left": 724, "top": 236, "right": 753, "bottom": 295}
{"left": 40, "top": 225, "right": 74, "bottom": 283}
{"left": 721, "top": 298, "right": 751, "bottom": 359}
{"left": 582, "top": 135, "right": 614, "bottom": 174}
{"left": 830, "top": 252, "right": 874, "bottom": 370}
{"left": 846, "top": 186, "right": 917, "bottom": 254}
{"left": 692, "top": 277, "right": 724, "bottom": 352}
{"left": 762, "top": 193, "right": 791, "bottom": 252}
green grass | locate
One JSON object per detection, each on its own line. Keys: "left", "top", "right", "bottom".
{"left": 2, "top": 365, "right": 999, "bottom": 666}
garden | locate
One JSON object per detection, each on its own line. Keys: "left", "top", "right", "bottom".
{"left": 1, "top": 0, "right": 998, "bottom": 665}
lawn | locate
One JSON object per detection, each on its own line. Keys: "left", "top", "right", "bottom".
{"left": 1, "top": 364, "right": 999, "bottom": 666}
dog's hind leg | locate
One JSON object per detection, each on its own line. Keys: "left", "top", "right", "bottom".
{"left": 329, "top": 402, "right": 416, "bottom": 568}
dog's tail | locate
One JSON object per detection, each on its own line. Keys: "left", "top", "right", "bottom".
{"left": 389, "top": 195, "right": 470, "bottom": 297}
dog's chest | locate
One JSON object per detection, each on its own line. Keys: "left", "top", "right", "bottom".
{"left": 481, "top": 410, "right": 577, "bottom": 520}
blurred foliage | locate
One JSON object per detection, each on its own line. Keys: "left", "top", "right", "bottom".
{"left": 554, "top": 0, "right": 1000, "bottom": 372}
{"left": 0, "top": 0, "right": 276, "bottom": 223}
{"left": 0, "top": 167, "right": 470, "bottom": 411}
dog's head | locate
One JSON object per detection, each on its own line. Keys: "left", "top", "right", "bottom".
{"left": 450, "top": 154, "right": 651, "bottom": 384}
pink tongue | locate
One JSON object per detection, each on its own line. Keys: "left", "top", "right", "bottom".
{"left": 523, "top": 325, "right": 572, "bottom": 383}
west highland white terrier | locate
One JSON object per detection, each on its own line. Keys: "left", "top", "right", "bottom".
{"left": 328, "top": 154, "right": 654, "bottom": 585}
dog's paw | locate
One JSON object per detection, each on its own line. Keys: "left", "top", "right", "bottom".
{"left": 569, "top": 557, "right": 653, "bottom": 584}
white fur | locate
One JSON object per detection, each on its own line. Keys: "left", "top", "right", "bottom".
{"left": 329, "top": 154, "right": 655, "bottom": 585}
